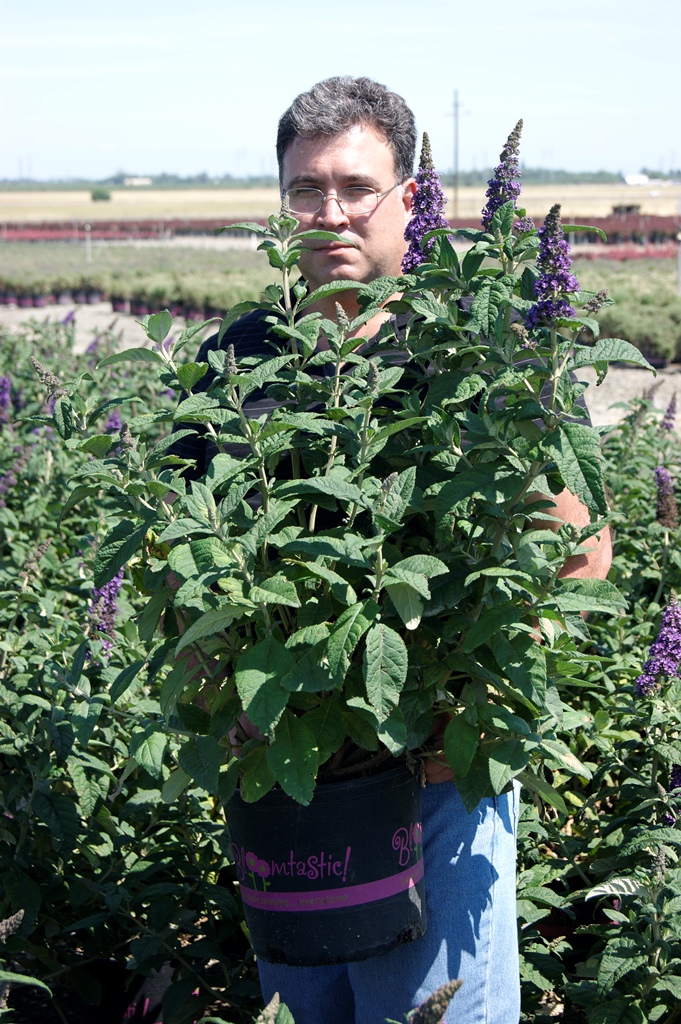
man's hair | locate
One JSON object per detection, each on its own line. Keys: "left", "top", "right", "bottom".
{"left": 277, "top": 76, "right": 416, "bottom": 184}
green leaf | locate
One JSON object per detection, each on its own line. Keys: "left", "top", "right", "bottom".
{"left": 177, "top": 735, "right": 222, "bottom": 793}
{"left": 597, "top": 937, "right": 648, "bottom": 996}
{"left": 162, "top": 766, "right": 191, "bottom": 803}
{"left": 554, "top": 578, "right": 624, "bottom": 615}
{"left": 469, "top": 280, "right": 507, "bottom": 337}
{"left": 487, "top": 738, "right": 530, "bottom": 792}
{"left": 587, "top": 1002, "right": 645, "bottom": 1024}
{"left": 652, "top": 976, "right": 681, "bottom": 999}
{"left": 32, "top": 790, "right": 80, "bottom": 849}
{"left": 66, "top": 433, "right": 114, "bottom": 458}
{"left": 250, "top": 574, "right": 301, "bottom": 608}
{"left": 168, "top": 538, "right": 233, "bottom": 579}
{"left": 462, "top": 605, "right": 524, "bottom": 653}
{"left": 326, "top": 603, "right": 372, "bottom": 680}
{"left": 562, "top": 222, "right": 608, "bottom": 242}
{"left": 94, "top": 519, "right": 148, "bottom": 588}
{"left": 175, "top": 606, "right": 240, "bottom": 655}
{"left": 130, "top": 725, "right": 167, "bottom": 779}
{"left": 176, "top": 362, "right": 208, "bottom": 391}
{"left": 98, "top": 346, "right": 164, "bottom": 368}
{"left": 394, "top": 555, "right": 449, "bottom": 578}
{"left": 444, "top": 713, "right": 479, "bottom": 777}
{"left": 110, "top": 660, "right": 145, "bottom": 702}
{"left": 59, "top": 483, "right": 100, "bottom": 521}
{"left": 239, "top": 745, "right": 276, "bottom": 802}
{"left": 545, "top": 422, "right": 608, "bottom": 514}
{"left": 277, "top": 473, "right": 370, "bottom": 509}
{"left": 386, "top": 583, "right": 423, "bottom": 630}
{"left": 620, "top": 826, "right": 681, "bottom": 856}
{"left": 141, "top": 310, "right": 173, "bottom": 344}
{"left": 570, "top": 337, "right": 653, "bottom": 372}
{"left": 234, "top": 638, "right": 294, "bottom": 734}
{"left": 53, "top": 396, "right": 73, "bottom": 439}
{"left": 363, "top": 623, "right": 408, "bottom": 721}
{"left": 66, "top": 756, "right": 109, "bottom": 816}
{"left": 302, "top": 701, "right": 346, "bottom": 764}
{"left": 517, "top": 769, "right": 567, "bottom": 814}
{"left": 586, "top": 877, "right": 647, "bottom": 901}
{"left": 47, "top": 719, "right": 74, "bottom": 763}
{"left": 539, "top": 737, "right": 591, "bottom": 779}
{"left": 490, "top": 200, "right": 516, "bottom": 237}
{"left": 383, "top": 567, "right": 432, "bottom": 600}
{"left": 0, "top": 971, "right": 52, "bottom": 995}
{"left": 265, "top": 710, "right": 318, "bottom": 805}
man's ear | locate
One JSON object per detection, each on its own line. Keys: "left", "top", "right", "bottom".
{"left": 401, "top": 178, "right": 417, "bottom": 220}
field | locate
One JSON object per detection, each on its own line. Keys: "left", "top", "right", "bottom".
{"left": 1, "top": 182, "right": 680, "bottom": 223}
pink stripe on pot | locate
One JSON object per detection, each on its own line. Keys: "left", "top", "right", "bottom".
{"left": 240, "top": 859, "right": 424, "bottom": 913}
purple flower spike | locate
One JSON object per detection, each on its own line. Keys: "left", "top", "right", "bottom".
{"left": 0, "top": 376, "right": 11, "bottom": 425}
{"left": 656, "top": 465, "right": 678, "bottom": 529}
{"left": 525, "top": 204, "right": 579, "bottom": 330}
{"left": 481, "top": 120, "right": 523, "bottom": 231}
{"left": 661, "top": 393, "right": 677, "bottom": 432}
{"left": 89, "top": 568, "right": 124, "bottom": 659}
{"left": 105, "top": 408, "right": 123, "bottom": 433}
{"left": 635, "top": 597, "right": 681, "bottom": 696}
{"left": 402, "top": 132, "right": 449, "bottom": 273}
{"left": 670, "top": 765, "right": 681, "bottom": 790}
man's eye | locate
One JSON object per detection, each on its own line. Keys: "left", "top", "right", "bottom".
{"left": 343, "top": 187, "right": 374, "bottom": 196}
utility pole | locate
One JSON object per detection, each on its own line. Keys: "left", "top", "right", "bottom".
{"left": 452, "top": 90, "right": 459, "bottom": 220}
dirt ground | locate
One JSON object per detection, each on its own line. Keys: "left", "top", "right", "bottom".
{"left": 1, "top": 299, "right": 678, "bottom": 428}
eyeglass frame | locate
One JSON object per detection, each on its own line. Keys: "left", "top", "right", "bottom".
{"left": 282, "top": 181, "right": 404, "bottom": 217}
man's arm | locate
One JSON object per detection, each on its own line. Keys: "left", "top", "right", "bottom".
{"left": 547, "top": 487, "right": 612, "bottom": 581}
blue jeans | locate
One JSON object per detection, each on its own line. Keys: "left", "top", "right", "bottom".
{"left": 256, "top": 780, "right": 520, "bottom": 1024}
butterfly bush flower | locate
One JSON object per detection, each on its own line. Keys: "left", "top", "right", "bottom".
{"left": 525, "top": 204, "right": 579, "bottom": 330}
{"left": 635, "top": 597, "right": 681, "bottom": 696}
{"left": 583, "top": 288, "right": 609, "bottom": 316}
{"left": 513, "top": 215, "right": 535, "bottom": 235}
{"left": 408, "top": 978, "right": 463, "bottom": 1024}
{"left": 402, "top": 132, "right": 449, "bottom": 272}
{"left": 0, "top": 376, "right": 11, "bottom": 425}
{"left": 105, "top": 408, "right": 123, "bottom": 433}
{"left": 89, "top": 568, "right": 124, "bottom": 658}
{"left": 656, "top": 466, "right": 678, "bottom": 529}
{"left": 661, "top": 393, "right": 677, "bottom": 432}
{"left": 481, "top": 119, "right": 523, "bottom": 231}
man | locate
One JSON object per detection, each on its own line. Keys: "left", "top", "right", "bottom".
{"left": 180, "top": 76, "right": 611, "bottom": 1024}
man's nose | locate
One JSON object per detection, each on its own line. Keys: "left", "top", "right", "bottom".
{"left": 316, "top": 193, "right": 350, "bottom": 228}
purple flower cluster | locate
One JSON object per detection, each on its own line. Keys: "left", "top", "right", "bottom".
{"left": 0, "top": 445, "right": 30, "bottom": 507}
{"left": 89, "top": 568, "right": 124, "bottom": 658}
{"left": 105, "top": 408, "right": 123, "bottom": 433}
{"left": 661, "top": 393, "right": 677, "bottom": 432}
{"left": 481, "top": 120, "right": 523, "bottom": 232}
{"left": 525, "top": 204, "right": 579, "bottom": 330}
{"left": 402, "top": 132, "right": 449, "bottom": 273}
{"left": 656, "top": 465, "right": 678, "bottom": 529}
{"left": 513, "top": 215, "right": 535, "bottom": 235}
{"left": 635, "top": 598, "right": 681, "bottom": 696}
{"left": 0, "top": 376, "right": 11, "bottom": 425}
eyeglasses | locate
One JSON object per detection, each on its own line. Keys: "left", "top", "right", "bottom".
{"left": 284, "top": 183, "right": 401, "bottom": 217}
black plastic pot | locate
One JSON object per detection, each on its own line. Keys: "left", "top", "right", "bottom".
{"left": 227, "top": 764, "right": 426, "bottom": 966}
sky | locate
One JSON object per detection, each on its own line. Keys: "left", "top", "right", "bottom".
{"left": 0, "top": 0, "right": 679, "bottom": 181}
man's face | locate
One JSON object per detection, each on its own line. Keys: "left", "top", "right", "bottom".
{"left": 281, "top": 124, "right": 416, "bottom": 294}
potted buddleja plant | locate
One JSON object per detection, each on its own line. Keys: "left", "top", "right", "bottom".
{"left": 43, "top": 124, "right": 646, "bottom": 965}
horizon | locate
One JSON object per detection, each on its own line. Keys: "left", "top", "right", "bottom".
{"left": 1, "top": 0, "right": 678, "bottom": 181}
